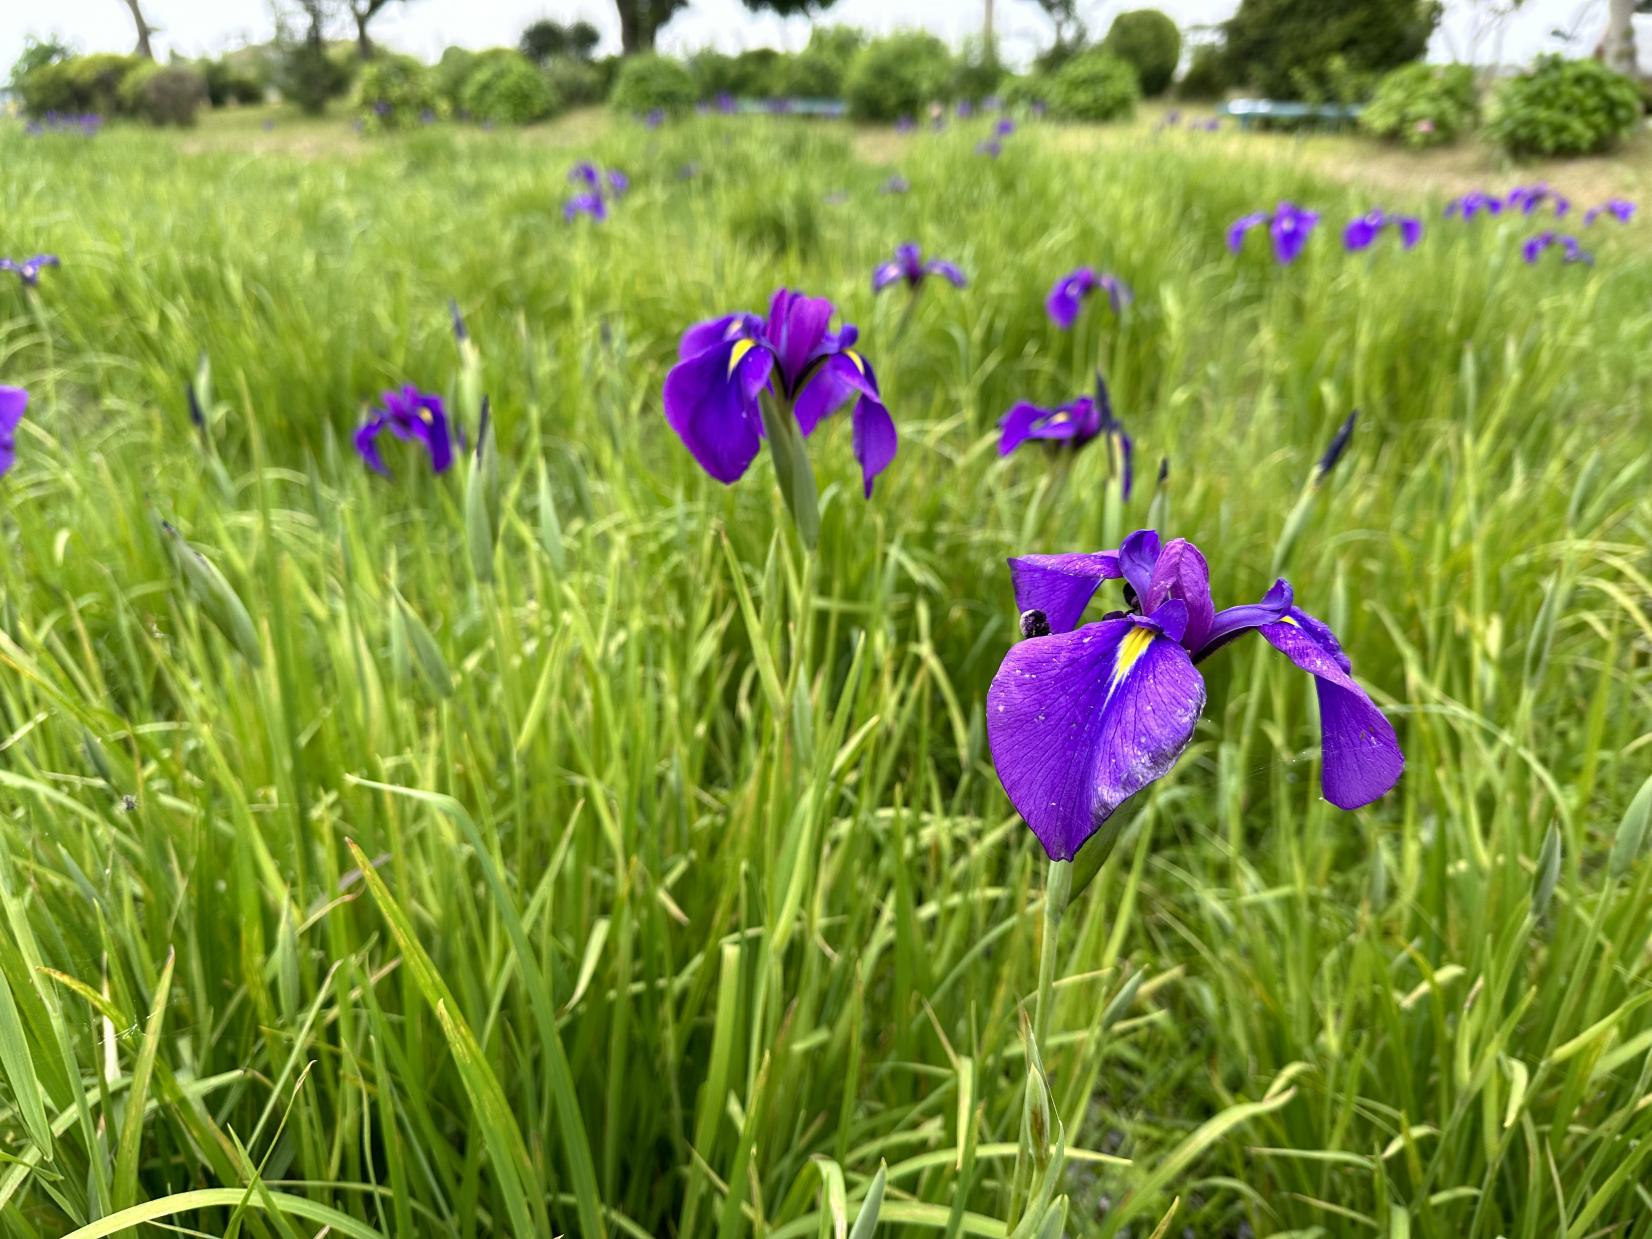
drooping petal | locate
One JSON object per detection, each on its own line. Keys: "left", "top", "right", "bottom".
{"left": 793, "top": 354, "right": 858, "bottom": 437}
{"left": 0, "top": 385, "right": 27, "bottom": 478}
{"left": 924, "top": 259, "right": 968, "bottom": 287}
{"left": 663, "top": 337, "right": 774, "bottom": 484}
{"left": 1045, "top": 268, "right": 1096, "bottom": 330}
{"left": 872, "top": 262, "right": 905, "bottom": 293}
{"left": 1097, "top": 274, "right": 1131, "bottom": 313}
{"left": 1142, "top": 538, "right": 1215, "bottom": 650}
{"left": 851, "top": 393, "right": 897, "bottom": 497}
{"left": 1007, "top": 552, "right": 1122, "bottom": 634}
{"left": 987, "top": 616, "right": 1207, "bottom": 860}
{"left": 1260, "top": 607, "right": 1404, "bottom": 809}
{"left": 1118, "top": 529, "right": 1162, "bottom": 602}
{"left": 1343, "top": 214, "right": 1381, "bottom": 252}
{"left": 1194, "top": 578, "right": 1293, "bottom": 661}
{"left": 1397, "top": 215, "right": 1423, "bottom": 248}
{"left": 1227, "top": 212, "right": 1267, "bottom": 253}
{"left": 354, "top": 414, "right": 389, "bottom": 476}
{"left": 997, "top": 402, "right": 1049, "bottom": 455}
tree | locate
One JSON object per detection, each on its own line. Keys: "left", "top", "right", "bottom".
{"left": 1222, "top": 0, "right": 1441, "bottom": 99}
{"left": 737, "top": 0, "right": 841, "bottom": 13}
{"left": 1601, "top": 0, "right": 1637, "bottom": 75}
{"left": 348, "top": 0, "right": 420, "bottom": 59}
{"left": 1031, "top": 0, "right": 1086, "bottom": 65}
{"left": 612, "top": 0, "right": 690, "bottom": 53}
{"left": 520, "top": 19, "right": 601, "bottom": 63}
{"left": 119, "top": 0, "right": 156, "bottom": 60}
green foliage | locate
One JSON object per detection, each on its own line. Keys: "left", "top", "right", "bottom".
{"left": 8, "top": 36, "right": 70, "bottom": 95}
{"left": 1101, "top": 9, "right": 1182, "bottom": 97}
{"left": 117, "top": 62, "right": 209, "bottom": 127}
{"left": 461, "top": 51, "right": 560, "bottom": 124}
{"left": 357, "top": 55, "right": 444, "bottom": 131}
{"left": 519, "top": 18, "right": 600, "bottom": 64}
{"left": 609, "top": 53, "right": 697, "bottom": 116}
{"left": 688, "top": 49, "right": 740, "bottom": 98}
{"left": 844, "top": 32, "right": 954, "bottom": 121}
{"left": 1047, "top": 48, "right": 1140, "bottom": 121}
{"left": 18, "top": 52, "right": 141, "bottom": 117}
{"left": 200, "top": 57, "right": 266, "bottom": 106}
{"left": 544, "top": 55, "right": 605, "bottom": 107}
{"left": 1222, "top": 0, "right": 1440, "bottom": 100}
{"left": 1176, "top": 41, "right": 1228, "bottom": 99}
{"left": 953, "top": 35, "right": 1007, "bottom": 103}
{"left": 733, "top": 48, "right": 783, "bottom": 96}
{"left": 999, "top": 70, "right": 1052, "bottom": 111}
{"left": 278, "top": 41, "right": 355, "bottom": 115}
{"left": 1361, "top": 61, "right": 1476, "bottom": 147}
{"left": 1487, "top": 55, "right": 1643, "bottom": 158}
{"left": 777, "top": 51, "right": 843, "bottom": 99}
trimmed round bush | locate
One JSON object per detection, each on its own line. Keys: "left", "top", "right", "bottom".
{"left": 1047, "top": 49, "right": 1140, "bottom": 122}
{"left": 1361, "top": 62, "right": 1475, "bottom": 148}
{"left": 462, "top": 51, "right": 559, "bottom": 124}
{"left": 357, "top": 55, "right": 444, "bottom": 131}
{"left": 609, "top": 54, "right": 696, "bottom": 117}
{"left": 19, "top": 53, "right": 140, "bottom": 117}
{"left": 1101, "top": 10, "right": 1182, "bottom": 97}
{"left": 279, "top": 43, "right": 354, "bottom": 115}
{"left": 201, "top": 57, "right": 265, "bottom": 106}
{"left": 1176, "top": 43, "right": 1228, "bottom": 99}
{"left": 844, "top": 33, "right": 954, "bottom": 122}
{"left": 118, "top": 63, "right": 208, "bottom": 126}
{"left": 1486, "top": 55, "right": 1642, "bottom": 158}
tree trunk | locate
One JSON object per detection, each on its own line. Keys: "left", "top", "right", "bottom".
{"left": 984, "top": 0, "right": 995, "bottom": 47}
{"left": 617, "top": 1, "right": 643, "bottom": 54}
{"left": 355, "top": 11, "right": 375, "bottom": 59}
{"left": 1604, "top": 0, "right": 1638, "bottom": 76}
{"left": 121, "top": 0, "right": 155, "bottom": 60}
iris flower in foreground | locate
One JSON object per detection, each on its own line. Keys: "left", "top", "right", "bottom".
{"left": 1045, "top": 267, "right": 1131, "bottom": 330}
{"left": 1444, "top": 191, "right": 1502, "bottom": 219}
{"left": 663, "top": 289, "right": 895, "bottom": 498}
{"left": 1228, "top": 202, "right": 1320, "bottom": 264}
{"left": 354, "top": 385, "right": 457, "bottom": 476}
{"left": 1, "top": 255, "right": 60, "bottom": 287}
{"left": 1343, "top": 210, "right": 1422, "bottom": 252}
{"left": 0, "top": 386, "right": 26, "bottom": 478}
{"left": 987, "top": 529, "right": 1404, "bottom": 860}
{"left": 872, "top": 242, "right": 966, "bottom": 294}
{"left": 1584, "top": 199, "right": 1635, "bottom": 225}
{"left": 1521, "top": 232, "right": 1592, "bottom": 265}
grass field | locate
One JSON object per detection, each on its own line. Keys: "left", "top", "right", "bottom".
{"left": 3, "top": 103, "right": 1652, "bottom": 1238}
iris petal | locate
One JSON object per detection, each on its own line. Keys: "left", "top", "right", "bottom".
{"left": 987, "top": 617, "right": 1207, "bottom": 860}
{"left": 1143, "top": 538, "right": 1215, "bottom": 649}
{"left": 1260, "top": 607, "right": 1404, "bottom": 809}
{"left": 663, "top": 338, "right": 773, "bottom": 484}
{"left": 1007, "top": 552, "right": 1122, "bottom": 634}
{"left": 1118, "top": 529, "right": 1162, "bottom": 601}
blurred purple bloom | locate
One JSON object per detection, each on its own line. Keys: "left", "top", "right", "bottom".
{"left": 355, "top": 385, "right": 456, "bottom": 476}
{"left": 663, "top": 289, "right": 896, "bottom": 497}
{"left": 1045, "top": 267, "right": 1132, "bottom": 330}
{"left": 1, "top": 254, "right": 60, "bottom": 287}
{"left": 1192, "top": 117, "right": 1220, "bottom": 132}
{"left": 716, "top": 92, "right": 737, "bottom": 114}
{"left": 987, "top": 529, "right": 1404, "bottom": 860}
{"left": 1508, "top": 183, "right": 1569, "bottom": 217}
{"left": 895, "top": 115, "right": 916, "bottom": 133}
{"left": 0, "top": 386, "right": 27, "bottom": 478}
{"left": 1316, "top": 409, "right": 1357, "bottom": 479}
{"left": 1584, "top": 198, "right": 1635, "bottom": 225}
{"left": 1160, "top": 109, "right": 1182, "bottom": 129}
{"left": 1444, "top": 191, "right": 1502, "bottom": 219}
{"left": 957, "top": 99, "right": 974, "bottom": 118}
{"left": 1031, "top": 100, "right": 1048, "bottom": 118}
{"left": 880, "top": 174, "right": 910, "bottom": 194}
{"left": 873, "top": 242, "right": 967, "bottom": 293}
{"left": 1521, "top": 232, "right": 1592, "bottom": 265}
{"left": 1228, "top": 202, "right": 1320, "bottom": 264}
{"left": 1343, "top": 210, "right": 1422, "bottom": 252}
{"left": 995, "top": 117, "right": 1016, "bottom": 137}
{"left": 646, "top": 108, "right": 665, "bottom": 128}
{"left": 976, "top": 138, "right": 1003, "bottom": 158}
{"left": 564, "top": 193, "right": 608, "bottom": 223}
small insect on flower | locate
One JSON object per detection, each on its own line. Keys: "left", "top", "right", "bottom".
{"left": 987, "top": 529, "right": 1405, "bottom": 860}
{"left": 1521, "top": 232, "right": 1592, "bottom": 266}
{"left": 1045, "top": 267, "right": 1132, "bottom": 330}
{"left": 354, "top": 386, "right": 458, "bottom": 477}
{"left": 1444, "top": 191, "right": 1503, "bottom": 219}
{"left": 1343, "top": 210, "right": 1422, "bottom": 252}
{"left": 662, "top": 289, "right": 896, "bottom": 498}
{"left": 0, "top": 386, "right": 27, "bottom": 478}
{"left": 872, "top": 243, "right": 967, "bottom": 294}
{"left": 1584, "top": 198, "right": 1635, "bottom": 226}
{"left": 1, "top": 254, "right": 60, "bottom": 287}
{"left": 1228, "top": 202, "right": 1320, "bottom": 264}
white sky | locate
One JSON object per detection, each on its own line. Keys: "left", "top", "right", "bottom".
{"left": 0, "top": 0, "right": 1634, "bottom": 77}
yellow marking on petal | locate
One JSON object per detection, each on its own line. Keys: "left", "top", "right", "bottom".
{"left": 1279, "top": 615, "right": 1299, "bottom": 627}
{"left": 419, "top": 408, "right": 434, "bottom": 424}
{"left": 728, "top": 338, "right": 756, "bottom": 376}
{"left": 844, "top": 349, "right": 867, "bottom": 375}
{"left": 1111, "top": 626, "right": 1156, "bottom": 692}
{"left": 1049, "top": 412, "right": 1071, "bottom": 425}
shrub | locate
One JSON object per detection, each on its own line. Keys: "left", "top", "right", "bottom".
{"left": 1101, "top": 10, "right": 1181, "bottom": 96}
{"left": 778, "top": 52, "right": 842, "bottom": 99}
{"left": 1486, "top": 55, "right": 1642, "bottom": 158}
{"left": 8, "top": 36, "right": 70, "bottom": 95}
{"left": 609, "top": 54, "right": 696, "bottom": 117}
{"left": 999, "top": 71, "right": 1052, "bottom": 111}
{"left": 688, "top": 50, "right": 740, "bottom": 99}
{"left": 731, "top": 49, "right": 783, "bottom": 97}
{"left": 118, "top": 62, "right": 208, "bottom": 126}
{"left": 279, "top": 42, "right": 354, "bottom": 114}
{"left": 19, "top": 53, "right": 140, "bottom": 117}
{"left": 1047, "top": 49, "right": 1140, "bottom": 122}
{"left": 1361, "top": 61, "right": 1475, "bottom": 147}
{"left": 1222, "top": 0, "right": 1440, "bottom": 100}
{"left": 844, "top": 33, "right": 954, "bottom": 122}
{"left": 201, "top": 57, "right": 265, "bottom": 106}
{"left": 357, "top": 55, "right": 444, "bottom": 130}
{"left": 953, "top": 35, "right": 1006, "bottom": 103}
{"left": 435, "top": 47, "right": 478, "bottom": 107}
{"left": 1176, "top": 42, "right": 1228, "bottom": 99}
{"left": 461, "top": 51, "right": 560, "bottom": 124}
{"left": 544, "top": 56, "right": 604, "bottom": 107}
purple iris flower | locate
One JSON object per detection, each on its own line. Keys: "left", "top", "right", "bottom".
{"left": 716, "top": 93, "right": 737, "bottom": 114}
{"left": 976, "top": 138, "right": 1003, "bottom": 158}
{"left": 1507, "top": 183, "right": 1569, "bottom": 217}
{"left": 880, "top": 174, "right": 910, "bottom": 195}
{"left": 1193, "top": 117, "right": 1220, "bottom": 132}
{"left": 987, "top": 529, "right": 1405, "bottom": 860}
{"left": 1228, "top": 202, "right": 1320, "bottom": 264}
{"left": 1444, "top": 191, "right": 1502, "bottom": 219}
{"left": 564, "top": 193, "right": 607, "bottom": 223}
{"left": 1160, "top": 109, "right": 1182, "bottom": 129}
{"left": 957, "top": 100, "right": 974, "bottom": 119}
{"left": 1, "top": 254, "right": 60, "bottom": 287}
{"left": 662, "top": 289, "right": 896, "bottom": 498}
{"left": 1584, "top": 198, "right": 1635, "bottom": 225}
{"left": 354, "top": 385, "right": 457, "bottom": 476}
{"left": 1045, "top": 267, "right": 1132, "bottom": 330}
{"left": 1343, "top": 210, "right": 1422, "bottom": 252}
{"left": 645, "top": 108, "right": 665, "bottom": 128}
{"left": 872, "top": 242, "right": 966, "bottom": 293}
{"left": 995, "top": 117, "right": 1016, "bottom": 137}
{"left": 998, "top": 395, "right": 1102, "bottom": 455}
{"left": 1521, "top": 232, "right": 1592, "bottom": 265}
{"left": 0, "top": 386, "right": 27, "bottom": 478}
{"left": 895, "top": 116, "right": 916, "bottom": 133}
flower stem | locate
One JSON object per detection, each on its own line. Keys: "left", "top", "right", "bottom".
{"left": 1033, "top": 858, "right": 1073, "bottom": 1057}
